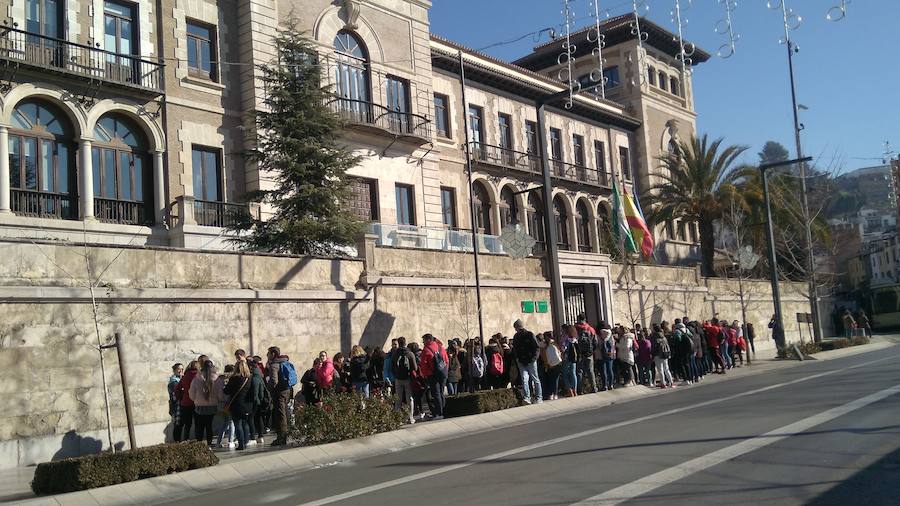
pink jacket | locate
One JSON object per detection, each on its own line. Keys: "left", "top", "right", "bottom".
{"left": 316, "top": 359, "right": 335, "bottom": 388}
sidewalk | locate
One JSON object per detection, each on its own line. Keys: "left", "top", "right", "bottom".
{"left": 3, "top": 338, "right": 895, "bottom": 506}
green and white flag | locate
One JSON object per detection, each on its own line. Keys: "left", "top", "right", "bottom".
{"left": 612, "top": 179, "right": 638, "bottom": 255}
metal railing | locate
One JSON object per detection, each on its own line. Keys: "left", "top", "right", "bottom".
{"left": 469, "top": 143, "right": 540, "bottom": 174}
{"left": 0, "top": 27, "right": 164, "bottom": 92}
{"left": 94, "top": 198, "right": 151, "bottom": 226}
{"left": 194, "top": 200, "right": 247, "bottom": 228}
{"left": 368, "top": 222, "right": 506, "bottom": 255}
{"left": 552, "top": 159, "right": 608, "bottom": 187}
{"left": 326, "top": 98, "right": 431, "bottom": 140}
{"left": 11, "top": 189, "right": 76, "bottom": 219}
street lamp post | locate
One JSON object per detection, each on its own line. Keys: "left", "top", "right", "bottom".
{"left": 760, "top": 156, "right": 811, "bottom": 352}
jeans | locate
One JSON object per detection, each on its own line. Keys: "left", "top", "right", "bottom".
{"left": 174, "top": 405, "right": 194, "bottom": 442}
{"left": 599, "top": 359, "right": 614, "bottom": 390}
{"left": 654, "top": 357, "right": 673, "bottom": 386}
{"left": 217, "top": 413, "right": 234, "bottom": 445}
{"left": 578, "top": 357, "right": 598, "bottom": 393}
{"left": 545, "top": 365, "right": 561, "bottom": 398}
{"left": 637, "top": 363, "right": 652, "bottom": 385}
{"left": 427, "top": 376, "right": 445, "bottom": 417}
{"left": 562, "top": 361, "right": 578, "bottom": 392}
{"left": 518, "top": 361, "right": 542, "bottom": 403}
{"left": 248, "top": 406, "right": 266, "bottom": 440}
{"left": 617, "top": 360, "right": 632, "bottom": 385}
{"left": 721, "top": 342, "right": 732, "bottom": 368}
{"left": 447, "top": 382, "right": 458, "bottom": 395}
{"left": 353, "top": 381, "right": 370, "bottom": 398}
{"left": 394, "top": 379, "right": 414, "bottom": 422}
{"left": 689, "top": 355, "right": 701, "bottom": 382}
{"left": 233, "top": 411, "right": 250, "bottom": 450}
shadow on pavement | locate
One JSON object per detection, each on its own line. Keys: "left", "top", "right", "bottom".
{"left": 807, "top": 443, "right": 900, "bottom": 505}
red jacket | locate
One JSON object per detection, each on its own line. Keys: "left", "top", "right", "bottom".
{"left": 420, "top": 341, "right": 449, "bottom": 378}
{"left": 575, "top": 322, "right": 597, "bottom": 336}
{"left": 703, "top": 323, "right": 721, "bottom": 349}
{"left": 175, "top": 369, "right": 198, "bottom": 407}
{"left": 316, "top": 359, "right": 335, "bottom": 389}
{"left": 725, "top": 327, "right": 738, "bottom": 346}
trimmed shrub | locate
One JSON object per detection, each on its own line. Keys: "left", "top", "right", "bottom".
{"left": 291, "top": 392, "right": 407, "bottom": 446}
{"left": 778, "top": 341, "right": 822, "bottom": 360}
{"left": 31, "top": 441, "right": 217, "bottom": 495}
{"left": 851, "top": 335, "right": 871, "bottom": 346}
{"left": 820, "top": 338, "right": 850, "bottom": 351}
{"left": 444, "top": 388, "right": 521, "bottom": 418}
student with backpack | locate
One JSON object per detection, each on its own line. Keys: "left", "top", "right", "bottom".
{"left": 512, "top": 320, "right": 543, "bottom": 405}
{"left": 420, "top": 334, "right": 449, "bottom": 420}
{"left": 265, "top": 346, "right": 297, "bottom": 446}
{"left": 561, "top": 325, "right": 580, "bottom": 397}
{"left": 598, "top": 329, "right": 617, "bottom": 390}
{"left": 467, "top": 338, "right": 487, "bottom": 393}
{"left": 576, "top": 328, "right": 599, "bottom": 394}
{"left": 636, "top": 332, "right": 653, "bottom": 386}
{"left": 540, "top": 331, "right": 562, "bottom": 400}
{"left": 391, "top": 337, "right": 418, "bottom": 423}
{"left": 485, "top": 338, "right": 505, "bottom": 389}
{"left": 349, "top": 345, "right": 371, "bottom": 398}
{"left": 651, "top": 324, "right": 674, "bottom": 388}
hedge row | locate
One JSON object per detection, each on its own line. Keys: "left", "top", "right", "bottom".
{"left": 32, "top": 441, "right": 218, "bottom": 495}
{"left": 444, "top": 388, "right": 521, "bottom": 418}
{"left": 291, "top": 392, "right": 407, "bottom": 446}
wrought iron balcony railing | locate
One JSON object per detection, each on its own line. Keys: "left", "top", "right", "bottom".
{"left": 194, "top": 199, "right": 248, "bottom": 228}
{"left": 468, "top": 142, "right": 611, "bottom": 188}
{"left": 0, "top": 26, "right": 164, "bottom": 93}
{"left": 327, "top": 98, "right": 431, "bottom": 141}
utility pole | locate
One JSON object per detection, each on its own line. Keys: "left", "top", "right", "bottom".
{"left": 776, "top": 0, "right": 822, "bottom": 342}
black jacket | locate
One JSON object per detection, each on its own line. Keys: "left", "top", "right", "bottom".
{"left": 224, "top": 373, "right": 263, "bottom": 417}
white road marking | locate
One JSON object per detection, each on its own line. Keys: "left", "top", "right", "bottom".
{"left": 295, "top": 354, "right": 895, "bottom": 506}
{"left": 573, "top": 382, "right": 900, "bottom": 505}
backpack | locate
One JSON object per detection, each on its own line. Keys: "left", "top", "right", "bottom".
{"left": 515, "top": 332, "right": 539, "bottom": 364}
{"left": 471, "top": 354, "right": 486, "bottom": 378}
{"left": 656, "top": 337, "right": 671, "bottom": 359}
{"left": 488, "top": 350, "right": 504, "bottom": 376}
{"left": 577, "top": 332, "right": 593, "bottom": 358}
{"left": 565, "top": 341, "right": 579, "bottom": 363}
{"left": 395, "top": 351, "right": 412, "bottom": 380}
{"left": 279, "top": 361, "right": 298, "bottom": 388}
{"left": 432, "top": 346, "right": 448, "bottom": 380}
{"left": 602, "top": 338, "right": 616, "bottom": 360}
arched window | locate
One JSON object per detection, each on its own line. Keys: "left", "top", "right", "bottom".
{"left": 92, "top": 113, "right": 151, "bottom": 225}
{"left": 9, "top": 99, "right": 75, "bottom": 219}
{"left": 576, "top": 200, "right": 592, "bottom": 252}
{"left": 472, "top": 181, "right": 492, "bottom": 234}
{"left": 527, "top": 192, "right": 545, "bottom": 252}
{"left": 596, "top": 203, "right": 611, "bottom": 254}
{"left": 333, "top": 31, "right": 369, "bottom": 115}
{"left": 499, "top": 186, "right": 518, "bottom": 227}
{"left": 553, "top": 196, "right": 570, "bottom": 250}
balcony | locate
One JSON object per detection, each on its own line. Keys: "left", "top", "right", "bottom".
{"left": 326, "top": 99, "right": 431, "bottom": 143}
{"left": 194, "top": 199, "right": 249, "bottom": 228}
{"left": 368, "top": 222, "right": 506, "bottom": 255}
{"left": 94, "top": 198, "right": 152, "bottom": 226}
{"left": 468, "top": 142, "right": 611, "bottom": 188}
{"left": 11, "top": 189, "right": 77, "bottom": 220}
{"left": 0, "top": 27, "right": 164, "bottom": 94}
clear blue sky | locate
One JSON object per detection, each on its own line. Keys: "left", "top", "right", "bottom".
{"left": 429, "top": 0, "right": 897, "bottom": 171}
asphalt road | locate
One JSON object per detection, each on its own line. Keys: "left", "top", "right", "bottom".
{"left": 166, "top": 346, "right": 900, "bottom": 506}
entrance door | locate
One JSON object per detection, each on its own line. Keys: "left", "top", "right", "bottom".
{"left": 104, "top": 0, "right": 138, "bottom": 83}
{"left": 564, "top": 283, "right": 604, "bottom": 326}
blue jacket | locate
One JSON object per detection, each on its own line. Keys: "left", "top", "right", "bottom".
{"left": 383, "top": 349, "right": 395, "bottom": 383}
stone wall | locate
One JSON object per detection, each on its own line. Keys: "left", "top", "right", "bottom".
{"left": 0, "top": 240, "right": 812, "bottom": 467}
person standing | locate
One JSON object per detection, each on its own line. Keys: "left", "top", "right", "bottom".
{"left": 561, "top": 325, "right": 580, "bottom": 397}
{"left": 315, "top": 351, "right": 335, "bottom": 394}
{"left": 300, "top": 358, "right": 321, "bottom": 406}
{"left": 392, "top": 337, "right": 417, "bottom": 423}
{"left": 265, "top": 346, "right": 296, "bottom": 447}
{"left": 746, "top": 322, "right": 756, "bottom": 357}
{"left": 189, "top": 360, "right": 219, "bottom": 446}
{"left": 616, "top": 328, "right": 636, "bottom": 386}
{"left": 349, "top": 345, "right": 370, "bottom": 398}
{"left": 383, "top": 339, "right": 397, "bottom": 396}
{"left": 636, "top": 332, "right": 653, "bottom": 386}
{"left": 447, "top": 343, "right": 462, "bottom": 395}
{"left": 224, "top": 360, "right": 261, "bottom": 451}
{"left": 541, "top": 332, "right": 562, "bottom": 400}
{"left": 576, "top": 326, "right": 598, "bottom": 394}
{"left": 703, "top": 320, "right": 726, "bottom": 374}
{"left": 512, "top": 320, "right": 543, "bottom": 405}
{"left": 856, "top": 309, "right": 872, "bottom": 338}
{"left": 420, "top": 334, "right": 449, "bottom": 420}
{"left": 167, "top": 363, "right": 183, "bottom": 438}
{"left": 598, "top": 329, "right": 616, "bottom": 391}
{"left": 214, "top": 364, "right": 235, "bottom": 448}
{"left": 651, "top": 324, "right": 674, "bottom": 388}
{"left": 467, "top": 338, "right": 486, "bottom": 393}
{"left": 173, "top": 361, "right": 199, "bottom": 441}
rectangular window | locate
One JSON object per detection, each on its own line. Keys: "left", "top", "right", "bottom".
{"left": 191, "top": 146, "right": 222, "bottom": 202}
{"left": 594, "top": 140, "right": 606, "bottom": 182}
{"left": 670, "top": 77, "right": 680, "bottom": 96}
{"left": 573, "top": 134, "right": 585, "bottom": 166}
{"left": 658, "top": 71, "right": 667, "bottom": 92}
{"left": 348, "top": 177, "right": 378, "bottom": 222}
{"left": 603, "top": 66, "right": 620, "bottom": 88}
{"left": 395, "top": 184, "right": 415, "bottom": 226}
{"left": 433, "top": 93, "right": 450, "bottom": 138}
{"left": 26, "top": 0, "right": 63, "bottom": 39}
{"left": 498, "top": 113, "right": 513, "bottom": 150}
{"left": 440, "top": 186, "right": 457, "bottom": 228}
{"left": 619, "top": 146, "right": 632, "bottom": 181}
{"left": 187, "top": 20, "right": 217, "bottom": 81}
{"left": 525, "top": 120, "right": 538, "bottom": 155}
{"left": 386, "top": 76, "right": 411, "bottom": 133}
{"left": 647, "top": 66, "right": 656, "bottom": 86}
{"left": 468, "top": 105, "right": 484, "bottom": 146}
{"left": 550, "top": 128, "right": 562, "bottom": 160}
{"left": 677, "top": 221, "right": 687, "bottom": 241}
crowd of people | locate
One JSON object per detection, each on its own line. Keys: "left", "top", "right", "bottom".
{"left": 166, "top": 314, "right": 756, "bottom": 451}
{"left": 835, "top": 307, "right": 872, "bottom": 339}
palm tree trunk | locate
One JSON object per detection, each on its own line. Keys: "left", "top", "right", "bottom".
{"left": 699, "top": 215, "right": 716, "bottom": 277}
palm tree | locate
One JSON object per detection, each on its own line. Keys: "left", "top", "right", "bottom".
{"left": 646, "top": 134, "right": 748, "bottom": 276}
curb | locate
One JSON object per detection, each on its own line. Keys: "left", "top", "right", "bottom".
{"left": 15, "top": 341, "right": 894, "bottom": 506}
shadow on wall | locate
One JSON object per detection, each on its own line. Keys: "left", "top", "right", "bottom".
{"left": 359, "top": 309, "right": 396, "bottom": 351}
{"left": 51, "top": 430, "right": 125, "bottom": 461}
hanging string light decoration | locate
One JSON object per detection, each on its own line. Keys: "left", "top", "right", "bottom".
{"left": 586, "top": 0, "right": 611, "bottom": 99}
{"left": 557, "top": 0, "right": 580, "bottom": 109}
{"left": 826, "top": 0, "right": 849, "bottom": 21}
{"left": 628, "top": 0, "right": 650, "bottom": 88}
{"left": 715, "top": 0, "right": 739, "bottom": 58}
{"left": 671, "top": 0, "right": 695, "bottom": 76}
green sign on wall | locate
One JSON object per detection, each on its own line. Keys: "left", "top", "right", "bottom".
{"left": 536, "top": 300, "right": 549, "bottom": 313}
{"left": 521, "top": 300, "right": 535, "bottom": 313}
